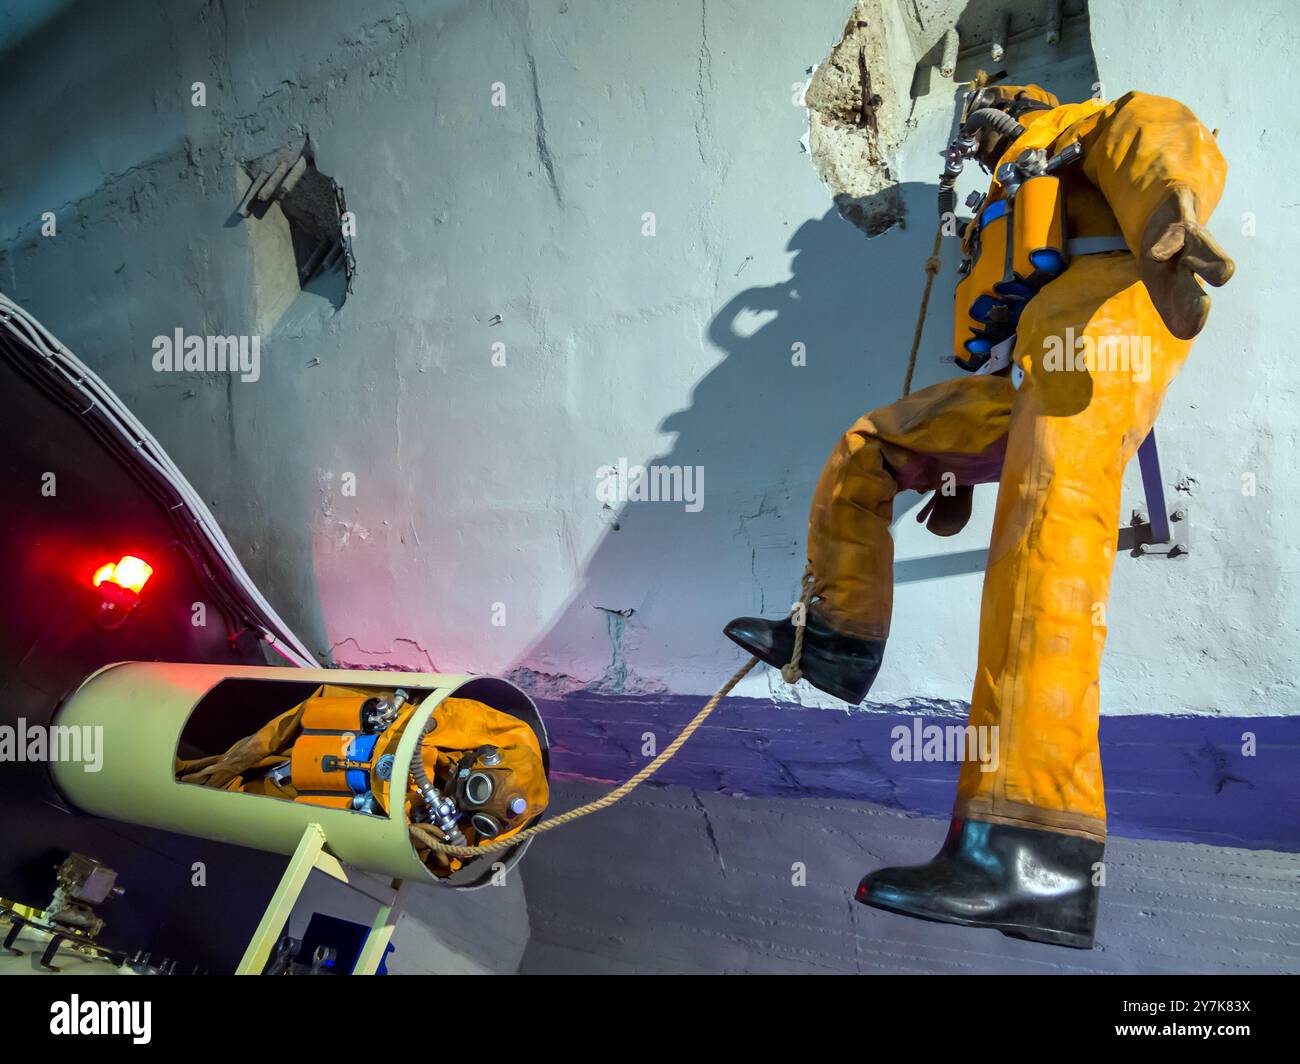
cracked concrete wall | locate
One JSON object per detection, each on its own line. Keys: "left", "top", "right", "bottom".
{"left": 1, "top": 0, "right": 1297, "bottom": 727}
{"left": 804, "top": 0, "right": 923, "bottom": 235}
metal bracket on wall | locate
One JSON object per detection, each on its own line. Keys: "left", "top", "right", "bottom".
{"left": 1117, "top": 431, "right": 1189, "bottom": 558}
{"left": 1119, "top": 504, "right": 1190, "bottom": 558}
{"left": 234, "top": 140, "right": 355, "bottom": 294}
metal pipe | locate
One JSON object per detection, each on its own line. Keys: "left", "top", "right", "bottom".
{"left": 991, "top": 14, "right": 1010, "bottom": 62}
{"left": 939, "top": 28, "right": 959, "bottom": 79}
{"left": 277, "top": 155, "right": 309, "bottom": 199}
{"left": 236, "top": 171, "right": 270, "bottom": 217}
{"left": 256, "top": 160, "right": 291, "bottom": 203}
{"left": 1046, "top": 0, "right": 1063, "bottom": 46}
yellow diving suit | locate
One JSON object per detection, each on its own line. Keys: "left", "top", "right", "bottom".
{"left": 725, "top": 84, "right": 1234, "bottom": 946}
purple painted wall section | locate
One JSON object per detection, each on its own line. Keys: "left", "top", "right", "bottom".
{"left": 533, "top": 692, "right": 1300, "bottom": 853}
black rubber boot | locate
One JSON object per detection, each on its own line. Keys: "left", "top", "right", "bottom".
{"left": 855, "top": 818, "right": 1103, "bottom": 949}
{"left": 723, "top": 611, "right": 884, "bottom": 705}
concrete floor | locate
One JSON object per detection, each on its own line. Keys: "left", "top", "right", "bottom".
{"left": 9, "top": 782, "right": 1295, "bottom": 975}
{"left": 520, "top": 782, "right": 1300, "bottom": 974}
{"left": 288, "top": 861, "right": 532, "bottom": 975}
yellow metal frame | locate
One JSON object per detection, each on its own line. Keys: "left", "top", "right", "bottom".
{"left": 236, "top": 822, "right": 407, "bottom": 976}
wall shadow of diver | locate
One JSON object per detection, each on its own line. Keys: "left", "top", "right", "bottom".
{"left": 511, "top": 181, "right": 994, "bottom": 692}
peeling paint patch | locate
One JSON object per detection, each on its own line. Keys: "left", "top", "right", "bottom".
{"left": 506, "top": 667, "right": 590, "bottom": 699}
{"left": 506, "top": 610, "right": 670, "bottom": 697}
{"left": 888, "top": 696, "right": 971, "bottom": 719}
{"left": 507, "top": 664, "right": 669, "bottom": 700}
{"left": 587, "top": 605, "right": 670, "bottom": 696}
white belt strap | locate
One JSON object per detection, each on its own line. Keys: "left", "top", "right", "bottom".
{"left": 1067, "top": 235, "right": 1129, "bottom": 256}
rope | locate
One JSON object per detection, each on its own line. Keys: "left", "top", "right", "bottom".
{"left": 411, "top": 654, "right": 760, "bottom": 857}
{"left": 413, "top": 207, "right": 949, "bottom": 862}
{"left": 780, "top": 562, "right": 816, "bottom": 684}
{"left": 902, "top": 222, "right": 944, "bottom": 397}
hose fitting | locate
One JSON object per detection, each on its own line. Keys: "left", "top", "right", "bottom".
{"left": 411, "top": 718, "right": 465, "bottom": 845}
{"left": 937, "top": 109, "right": 1026, "bottom": 218}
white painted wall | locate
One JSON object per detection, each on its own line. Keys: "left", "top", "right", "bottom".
{"left": 2, "top": 0, "right": 1295, "bottom": 717}
{"left": 1082, "top": 0, "right": 1300, "bottom": 717}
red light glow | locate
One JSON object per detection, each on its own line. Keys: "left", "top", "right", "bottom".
{"left": 92, "top": 555, "right": 154, "bottom": 595}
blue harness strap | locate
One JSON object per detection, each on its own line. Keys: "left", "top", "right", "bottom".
{"left": 345, "top": 732, "right": 380, "bottom": 795}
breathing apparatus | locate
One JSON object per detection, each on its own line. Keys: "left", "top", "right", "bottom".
{"left": 937, "top": 73, "right": 1059, "bottom": 223}
{"left": 938, "top": 75, "right": 1090, "bottom": 372}
{"left": 446, "top": 744, "right": 533, "bottom": 839}
{"left": 403, "top": 702, "right": 541, "bottom": 849}
{"left": 180, "top": 681, "right": 550, "bottom": 872}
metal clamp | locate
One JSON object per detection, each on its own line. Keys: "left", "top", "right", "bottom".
{"left": 1120, "top": 504, "right": 1190, "bottom": 558}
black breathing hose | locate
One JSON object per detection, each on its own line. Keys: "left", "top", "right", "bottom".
{"left": 961, "top": 107, "right": 1025, "bottom": 141}
{"left": 938, "top": 184, "right": 957, "bottom": 220}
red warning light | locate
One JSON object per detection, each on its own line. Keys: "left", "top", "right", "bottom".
{"left": 91, "top": 555, "right": 154, "bottom": 629}
{"left": 92, "top": 555, "right": 153, "bottom": 594}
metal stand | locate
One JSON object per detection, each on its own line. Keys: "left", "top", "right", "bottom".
{"left": 2, "top": 912, "right": 122, "bottom": 972}
{"left": 236, "top": 823, "right": 406, "bottom": 975}
{"left": 1118, "top": 431, "right": 1189, "bottom": 558}
{"left": 3, "top": 915, "right": 72, "bottom": 970}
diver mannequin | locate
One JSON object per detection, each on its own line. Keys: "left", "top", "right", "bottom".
{"left": 725, "top": 78, "right": 1234, "bottom": 947}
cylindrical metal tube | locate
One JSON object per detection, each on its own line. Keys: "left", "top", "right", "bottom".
{"left": 1046, "top": 0, "right": 1063, "bottom": 46}
{"left": 277, "top": 155, "right": 310, "bottom": 199}
{"left": 50, "top": 661, "right": 548, "bottom": 889}
{"left": 991, "top": 14, "right": 1009, "bottom": 62}
{"left": 256, "top": 160, "right": 292, "bottom": 202}
{"left": 939, "top": 28, "right": 960, "bottom": 79}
